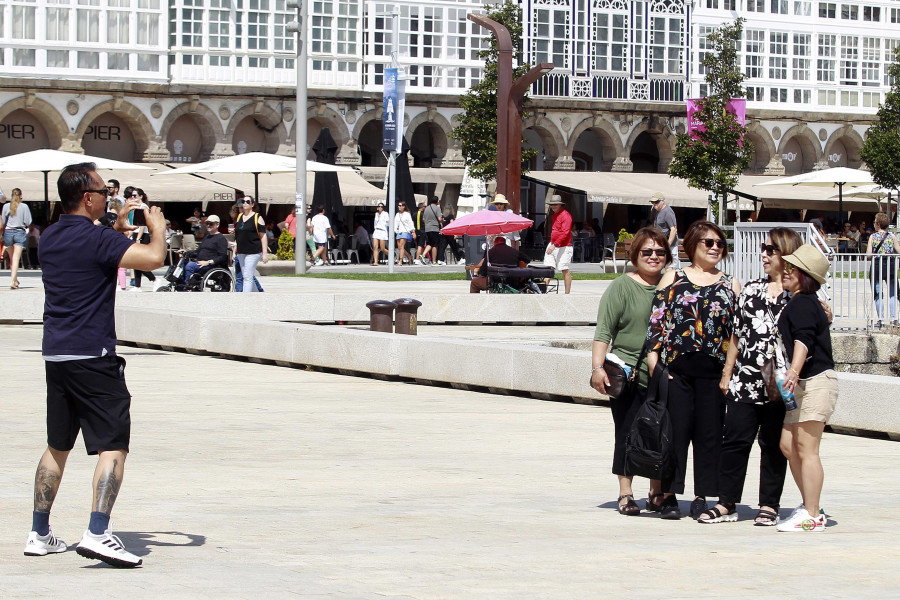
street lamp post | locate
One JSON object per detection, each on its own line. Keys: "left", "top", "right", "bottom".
{"left": 287, "top": 1, "right": 308, "bottom": 274}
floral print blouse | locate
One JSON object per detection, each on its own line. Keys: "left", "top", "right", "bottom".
{"left": 727, "top": 278, "right": 789, "bottom": 404}
{"left": 647, "top": 268, "right": 737, "bottom": 367}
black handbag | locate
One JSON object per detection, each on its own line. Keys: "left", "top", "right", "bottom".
{"left": 624, "top": 364, "right": 675, "bottom": 480}
{"left": 598, "top": 343, "right": 649, "bottom": 400}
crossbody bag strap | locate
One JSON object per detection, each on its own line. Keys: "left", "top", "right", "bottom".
{"left": 627, "top": 340, "right": 650, "bottom": 384}
{"left": 873, "top": 234, "right": 888, "bottom": 255}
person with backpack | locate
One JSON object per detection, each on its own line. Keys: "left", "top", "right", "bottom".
{"left": 866, "top": 212, "right": 897, "bottom": 329}
{"left": 234, "top": 196, "right": 268, "bottom": 293}
{"left": 646, "top": 221, "right": 740, "bottom": 520}
{"left": 590, "top": 227, "right": 671, "bottom": 516}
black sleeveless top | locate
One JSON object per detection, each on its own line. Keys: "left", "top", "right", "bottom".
{"left": 235, "top": 213, "right": 263, "bottom": 254}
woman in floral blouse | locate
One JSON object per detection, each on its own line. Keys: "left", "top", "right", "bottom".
{"left": 646, "top": 221, "right": 740, "bottom": 520}
{"left": 699, "top": 228, "right": 802, "bottom": 525}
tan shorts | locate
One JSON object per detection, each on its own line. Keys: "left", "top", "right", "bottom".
{"left": 784, "top": 370, "right": 839, "bottom": 425}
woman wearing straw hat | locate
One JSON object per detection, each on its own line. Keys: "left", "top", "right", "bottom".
{"left": 775, "top": 244, "right": 837, "bottom": 532}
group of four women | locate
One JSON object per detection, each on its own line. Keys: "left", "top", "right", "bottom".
{"left": 592, "top": 221, "right": 837, "bottom": 532}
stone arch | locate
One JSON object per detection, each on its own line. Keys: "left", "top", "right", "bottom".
{"left": 406, "top": 109, "right": 452, "bottom": 167}
{"left": 74, "top": 98, "right": 156, "bottom": 161}
{"left": 624, "top": 119, "right": 675, "bottom": 173}
{"left": 353, "top": 109, "right": 386, "bottom": 167}
{"left": 568, "top": 115, "right": 625, "bottom": 171}
{"left": 303, "top": 103, "right": 351, "bottom": 150}
{"left": 0, "top": 96, "right": 66, "bottom": 151}
{"left": 523, "top": 115, "right": 564, "bottom": 169}
{"left": 159, "top": 102, "right": 223, "bottom": 163}
{"left": 824, "top": 126, "right": 864, "bottom": 169}
{"left": 777, "top": 124, "right": 823, "bottom": 174}
{"left": 743, "top": 122, "right": 776, "bottom": 174}
{"left": 224, "top": 102, "right": 288, "bottom": 154}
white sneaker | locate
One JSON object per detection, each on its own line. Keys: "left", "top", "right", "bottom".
{"left": 128, "top": 287, "right": 143, "bottom": 292}
{"left": 76, "top": 528, "right": 142, "bottom": 567}
{"left": 457, "top": 258, "right": 466, "bottom": 265}
{"left": 314, "top": 258, "right": 324, "bottom": 266}
{"left": 24, "top": 530, "right": 67, "bottom": 556}
{"left": 437, "top": 260, "right": 446, "bottom": 265}
{"left": 776, "top": 508, "right": 826, "bottom": 532}
{"left": 413, "top": 259, "right": 422, "bottom": 265}
{"left": 152, "top": 279, "right": 168, "bottom": 292}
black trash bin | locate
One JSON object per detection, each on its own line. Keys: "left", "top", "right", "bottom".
{"left": 464, "top": 235, "right": 487, "bottom": 281}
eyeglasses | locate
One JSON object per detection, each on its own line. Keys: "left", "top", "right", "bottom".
{"left": 650, "top": 199, "right": 662, "bottom": 204}
{"left": 242, "top": 199, "right": 253, "bottom": 205}
{"left": 398, "top": 204, "right": 406, "bottom": 208}
{"left": 205, "top": 222, "right": 218, "bottom": 227}
{"left": 82, "top": 188, "right": 108, "bottom": 196}
{"left": 784, "top": 263, "right": 795, "bottom": 275}
{"left": 760, "top": 242, "right": 780, "bottom": 256}
{"left": 106, "top": 185, "right": 116, "bottom": 190}
{"left": 130, "top": 193, "right": 140, "bottom": 197}
{"left": 640, "top": 248, "right": 667, "bottom": 257}
{"left": 701, "top": 238, "right": 726, "bottom": 249}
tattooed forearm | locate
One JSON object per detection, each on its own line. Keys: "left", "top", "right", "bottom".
{"left": 95, "top": 459, "right": 121, "bottom": 514}
{"left": 34, "top": 465, "right": 61, "bottom": 512}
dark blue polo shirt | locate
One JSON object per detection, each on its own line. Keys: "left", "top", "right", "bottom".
{"left": 39, "top": 215, "right": 134, "bottom": 356}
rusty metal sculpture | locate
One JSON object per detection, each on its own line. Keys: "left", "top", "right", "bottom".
{"left": 467, "top": 14, "right": 553, "bottom": 214}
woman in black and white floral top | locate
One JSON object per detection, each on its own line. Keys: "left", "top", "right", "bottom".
{"left": 699, "top": 228, "right": 802, "bottom": 525}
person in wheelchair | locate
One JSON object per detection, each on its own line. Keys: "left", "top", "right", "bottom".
{"left": 469, "top": 237, "right": 533, "bottom": 293}
{"left": 181, "top": 214, "right": 228, "bottom": 283}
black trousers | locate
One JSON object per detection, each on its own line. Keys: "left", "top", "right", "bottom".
{"left": 438, "top": 234, "right": 463, "bottom": 262}
{"left": 610, "top": 384, "right": 647, "bottom": 476}
{"left": 662, "top": 371, "right": 725, "bottom": 497}
{"left": 717, "top": 400, "right": 787, "bottom": 507}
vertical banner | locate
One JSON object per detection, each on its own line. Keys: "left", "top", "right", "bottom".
{"left": 687, "top": 98, "right": 747, "bottom": 140}
{"left": 382, "top": 68, "right": 406, "bottom": 152}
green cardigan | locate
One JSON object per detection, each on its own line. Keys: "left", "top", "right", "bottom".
{"left": 593, "top": 275, "right": 656, "bottom": 388}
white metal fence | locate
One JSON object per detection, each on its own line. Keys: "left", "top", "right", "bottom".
{"left": 729, "top": 222, "right": 898, "bottom": 331}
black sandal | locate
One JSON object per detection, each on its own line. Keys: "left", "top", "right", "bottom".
{"left": 698, "top": 503, "right": 738, "bottom": 524}
{"left": 617, "top": 494, "right": 641, "bottom": 516}
{"left": 646, "top": 493, "right": 664, "bottom": 513}
{"left": 753, "top": 508, "right": 779, "bottom": 526}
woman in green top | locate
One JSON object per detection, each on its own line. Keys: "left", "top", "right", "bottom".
{"left": 591, "top": 227, "right": 672, "bottom": 516}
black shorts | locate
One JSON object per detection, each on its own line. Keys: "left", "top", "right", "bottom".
{"left": 415, "top": 230, "right": 426, "bottom": 248}
{"left": 45, "top": 356, "right": 132, "bottom": 455}
{"left": 425, "top": 231, "right": 440, "bottom": 246}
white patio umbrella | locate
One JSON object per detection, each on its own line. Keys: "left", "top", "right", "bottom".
{"left": 153, "top": 152, "right": 353, "bottom": 205}
{"left": 0, "top": 149, "right": 155, "bottom": 217}
{"left": 835, "top": 183, "right": 898, "bottom": 223}
{"left": 754, "top": 167, "right": 874, "bottom": 222}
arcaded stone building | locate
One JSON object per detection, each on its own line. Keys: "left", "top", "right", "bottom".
{"left": 1, "top": 0, "right": 897, "bottom": 224}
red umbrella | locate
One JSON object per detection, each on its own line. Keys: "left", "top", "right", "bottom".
{"left": 440, "top": 209, "right": 533, "bottom": 236}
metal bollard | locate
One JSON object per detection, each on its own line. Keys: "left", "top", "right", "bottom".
{"left": 393, "top": 298, "right": 422, "bottom": 335}
{"left": 366, "top": 300, "right": 396, "bottom": 333}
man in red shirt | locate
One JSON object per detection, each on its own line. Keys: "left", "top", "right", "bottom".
{"left": 543, "top": 195, "right": 573, "bottom": 293}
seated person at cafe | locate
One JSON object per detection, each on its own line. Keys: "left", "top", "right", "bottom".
{"left": 182, "top": 214, "right": 229, "bottom": 283}
{"left": 469, "top": 237, "right": 533, "bottom": 293}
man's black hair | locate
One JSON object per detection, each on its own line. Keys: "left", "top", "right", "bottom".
{"left": 107, "top": 178, "right": 120, "bottom": 190}
{"left": 57, "top": 162, "right": 98, "bottom": 214}
{"left": 316, "top": 204, "right": 325, "bottom": 213}
{"left": 429, "top": 196, "right": 439, "bottom": 204}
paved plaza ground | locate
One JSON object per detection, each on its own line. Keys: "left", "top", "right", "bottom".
{"left": 1, "top": 324, "right": 899, "bottom": 599}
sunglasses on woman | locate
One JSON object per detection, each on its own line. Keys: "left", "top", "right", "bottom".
{"left": 783, "top": 263, "right": 796, "bottom": 274}
{"left": 701, "top": 238, "right": 726, "bottom": 249}
{"left": 760, "top": 242, "right": 780, "bottom": 256}
{"left": 242, "top": 199, "right": 253, "bottom": 205}
{"left": 640, "top": 249, "right": 667, "bottom": 257}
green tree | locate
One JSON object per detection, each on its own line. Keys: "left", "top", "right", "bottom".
{"left": 276, "top": 228, "right": 295, "bottom": 261}
{"left": 860, "top": 45, "right": 900, "bottom": 195}
{"left": 450, "top": 1, "right": 537, "bottom": 182}
{"left": 668, "top": 18, "right": 752, "bottom": 220}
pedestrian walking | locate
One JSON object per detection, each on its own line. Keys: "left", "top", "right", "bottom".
{"left": 24, "top": 162, "right": 166, "bottom": 567}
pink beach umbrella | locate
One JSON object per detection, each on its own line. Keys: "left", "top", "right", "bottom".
{"left": 440, "top": 209, "right": 533, "bottom": 236}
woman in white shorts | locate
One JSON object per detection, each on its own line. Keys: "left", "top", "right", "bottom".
{"left": 775, "top": 244, "right": 837, "bottom": 533}
{"left": 371, "top": 203, "right": 390, "bottom": 265}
